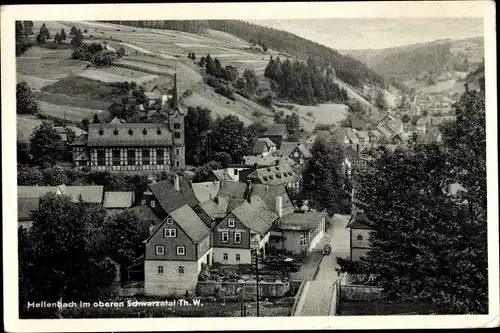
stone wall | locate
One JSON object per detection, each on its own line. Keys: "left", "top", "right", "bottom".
{"left": 196, "top": 281, "right": 290, "bottom": 300}
{"left": 290, "top": 279, "right": 307, "bottom": 316}
{"left": 340, "top": 285, "right": 382, "bottom": 301}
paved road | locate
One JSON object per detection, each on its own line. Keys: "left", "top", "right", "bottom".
{"left": 295, "top": 214, "right": 351, "bottom": 316}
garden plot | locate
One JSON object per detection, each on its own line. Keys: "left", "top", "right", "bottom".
{"left": 78, "top": 67, "right": 158, "bottom": 84}
{"left": 17, "top": 58, "right": 89, "bottom": 81}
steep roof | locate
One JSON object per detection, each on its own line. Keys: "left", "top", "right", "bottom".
{"left": 103, "top": 191, "right": 135, "bottom": 209}
{"left": 191, "top": 181, "right": 221, "bottom": 203}
{"left": 198, "top": 196, "right": 229, "bottom": 220}
{"left": 18, "top": 196, "right": 40, "bottom": 221}
{"left": 246, "top": 163, "right": 297, "bottom": 186}
{"left": 347, "top": 213, "right": 373, "bottom": 230}
{"left": 249, "top": 196, "right": 279, "bottom": 226}
{"left": 344, "top": 128, "right": 359, "bottom": 142}
{"left": 58, "top": 185, "right": 104, "bottom": 203}
{"left": 296, "top": 143, "right": 312, "bottom": 158}
{"left": 169, "top": 204, "right": 210, "bottom": 243}
{"left": 128, "top": 205, "right": 162, "bottom": 226}
{"left": 210, "top": 169, "right": 235, "bottom": 182}
{"left": 70, "top": 134, "right": 89, "bottom": 146}
{"left": 149, "top": 178, "right": 198, "bottom": 214}
{"left": 18, "top": 186, "right": 59, "bottom": 197}
{"left": 279, "top": 142, "right": 299, "bottom": 157}
{"left": 144, "top": 92, "right": 161, "bottom": 100}
{"left": 260, "top": 124, "right": 287, "bottom": 137}
{"left": 278, "top": 210, "right": 327, "bottom": 231}
{"left": 87, "top": 123, "right": 172, "bottom": 147}
{"left": 232, "top": 201, "right": 273, "bottom": 234}
{"left": 243, "top": 155, "right": 296, "bottom": 167}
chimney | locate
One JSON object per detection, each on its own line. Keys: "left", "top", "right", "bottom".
{"left": 275, "top": 159, "right": 280, "bottom": 166}
{"left": 253, "top": 163, "right": 258, "bottom": 170}
{"left": 245, "top": 180, "right": 253, "bottom": 202}
{"left": 356, "top": 144, "right": 360, "bottom": 153}
{"left": 214, "top": 196, "right": 219, "bottom": 205}
{"left": 174, "top": 174, "right": 180, "bottom": 191}
{"left": 276, "top": 196, "right": 283, "bottom": 218}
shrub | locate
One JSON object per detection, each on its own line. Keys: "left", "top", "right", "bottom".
{"left": 182, "top": 89, "right": 193, "bottom": 97}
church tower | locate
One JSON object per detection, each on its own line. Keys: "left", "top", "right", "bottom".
{"left": 167, "top": 73, "right": 186, "bottom": 169}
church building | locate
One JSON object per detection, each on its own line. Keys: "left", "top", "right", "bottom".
{"left": 71, "top": 74, "right": 186, "bottom": 172}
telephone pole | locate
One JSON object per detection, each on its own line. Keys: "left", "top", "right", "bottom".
{"left": 255, "top": 249, "right": 260, "bottom": 317}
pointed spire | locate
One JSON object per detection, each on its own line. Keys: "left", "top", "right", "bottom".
{"left": 171, "top": 73, "right": 179, "bottom": 109}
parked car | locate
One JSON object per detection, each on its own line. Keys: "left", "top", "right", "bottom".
{"left": 322, "top": 244, "right": 332, "bottom": 255}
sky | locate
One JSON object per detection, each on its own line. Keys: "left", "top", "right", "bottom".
{"left": 247, "top": 18, "right": 484, "bottom": 50}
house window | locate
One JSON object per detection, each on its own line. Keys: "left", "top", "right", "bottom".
{"left": 173, "top": 123, "right": 181, "bottom": 130}
{"left": 299, "top": 158, "right": 304, "bottom": 164}
{"left": 164, "top": 228, "right": 177, "bottom": 238}
{"left": 158, "top": 266, "right": 164, "bottom": 274}
{"left": 97, "top": 149, "right": 106, "bottom": 166}
{"left": 228, "top": 218, "right": 235, "bottom": 227}
{"left": 234, "top": 232, "right": 242, "bottom": 244}
{"left": 275, "top": 238, "right": 280, "bottom": 244}
{"left": 166, "top": 218, "right": 173, "bottom": 224}
{"left": 221, "top": 232, "right": 229, "bottom": 243}
{"left": 151, "top": 200, "right": 155, "bottom": 208}
{"left": 156, "top": 148, "right": 164, "bottom": 165}
{"left": 127, "top": 149, "right": 136, "bottom": 166}
{"left": 294, "top": 151, "right": 299, "bottom": 157}
{"left": 236, "top": 254, "right": 240, "bottom": 261}
{"left": 223, "top": 253, "right": 228, "bottom": 261}
{"left": 234, "top": 169, "right": 239, "bottom": 175}
{"left": 178, "top": 266, "right": 184, "bottom": 275}
{"left": 300, "top": 233, "right": 307, "bottom": 246}
{"left": 155, "top": 246, "right": 165, "bottom": 255}
{"left": 78, "top": 161, "right": 87, "bottom": 166}
{"left": 112, "top": 149, "right": 121, "bottom": 166}
{"left": 176, "top": 246, "right": 186, "bottom": 256}
{"left": 142, "top": 148, "right": 150, "bottom": 165}
{"left": 174, "top": 132, "right": 181, "bottom": 139}
{"left": 176, "top": 161, "right": 180, "bottom": 167}
{"left": 141, "top": 200, "right": 146, "bottom": 206}
{"left": 176, "top": 148, "right": 180, "bottom": 155}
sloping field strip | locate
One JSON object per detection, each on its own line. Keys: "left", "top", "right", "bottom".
{"left": 37, "top": 101, "right": 104, "bottom": 123}
{"left": 183, "top": 93, "right": 253, "bottom": 126}
{"left": 78, "top": 68, "right": 159, "bottom": 84}
{"left": 231, "top": 93, "right": 274, "bottom": 117}
{"left": 17, "top": 116, "right": 44, "bottom": 141}
{"left": 34, "top": 91, "right": 110, "bottom": 110}
{"left": 115, "top": 60, "right": 175, "bottom": 76}
{"left": 293, "top": 103, "right": 349, "bottom": 126}
{"left": 118, "top": 42, "right": 154, "bottom": 55}
{"left": 17, "top": 58, "right": 90, "bottom": 80}
{"left": 17, "top": 74, "right": 57, "bottom": 91}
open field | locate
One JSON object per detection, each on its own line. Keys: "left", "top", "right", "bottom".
{"left": 38, "top": 101, "right": 104, "bottom": 123}
{"left": 17, "top": 58, "right": 89, "bottom": 81}
{"left": 34, "top": 91, "right": 110, "bottom": 110}
{"left": 78, "top": 67, "right": 159, "bottom": 84}
{"left": 17, "top": 115, "right": 87, "bottom": 142}
{"left": 17, "top": 74, "right": 57, "bottom": 91}
{"left": 41, "top": 75, "right": 124, "bottom": 104}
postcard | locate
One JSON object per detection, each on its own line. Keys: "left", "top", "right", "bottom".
{"left": 2, "top": 1, "right": 498, "bottom": 331}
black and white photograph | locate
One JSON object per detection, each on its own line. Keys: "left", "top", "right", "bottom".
{"left": 2, "top": 1, "right": 498, "bottom": 331}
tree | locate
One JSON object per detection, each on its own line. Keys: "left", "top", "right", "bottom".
{"left": 284, "top": 112, "right": 300, "bottom": 135}
{"left": 17, "top": 82, "right": 39, "bottom": 115}
{"left": 20, "top": 194, "right": 114, "bottom": 318}
{"left": 185, "top": 106, "right": 213, "bottom": 166}
{"left": 274, "top": 110, "right": 285, "bottom": 124}
{"left": 70, "top": 25, "right": 78, "bottom": 36}
{"left": 306, "top": 111, "right": 314, "bottom": 121}
{"left": 23, "top": 21, "right": 34, "bottom": 35}
{"left": 246, "top": 121, "right": 268, "bottom": 149}
{"left": 401, "top": 114, "right": 411, "bottom": 123}
{"left": 101, "top": 210, "right": 150, "bottom": 281}
{"left": 59, "top": 28, "right": 67, "bottom": 41}
{"left": 211, "top": 115, "right": 248, "bottom": 164}
{"left": 54, "top": 32, "right": 61, "bottom": 44}
{"left": 71, "top": 33, "right": 83, "bottom": 48}
{"left": 93, "top": 114, "right": 101, "bottom": 124}
{"left": 262, "top": 42, "right": 268, "bottom": 52}
{"left": 17, "top": 140, "right": 31, "bottom": 165}
{"left": 212, "top": 151, "right": 233, "bottom": 166}
{"left": 42, "top": 166, "right": 69, "bottom": 186}
{"left": 301, "top": 135, "right": 348, "bottom": 215}
{"left": 374, "top": 90, "right": 388, "bottom": 111}
{"left": 17, "top": 164, "right": 43, "bottom": 185}
{"left": 205, "top": 54, "right": 215, "bottom": 76}
{"left": 243, "top": 69, "right": 259, "bottom": 93}
{"left": 29, "top": 122, "right": 65, "bottom": 166}
{"left": 193, "top": 161, "right": 222, "bottom": 182}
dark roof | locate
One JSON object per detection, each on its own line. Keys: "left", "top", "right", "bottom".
{"left": 252, "top": 139, "right": 272, "bottom": 154}
{"left": 57, "top": 185, "right": 104, "bottom": 204}
{"left": 210, "top": 169, "right": 235, "bottom": 182}
{"left": 246, "top": 163, "right": 297, "bottom": 186}
{"left": 191, "top": 181, "right": 222, "bottom": 202}
{"left": 128, "top": 205, "right": 162, "bottom": 226}
{"left": 232, "top": 199, "right": 276, "bottom": 234}
{"left": 18, "top": 196, "right": 40, "bottom": 221}
{"left": 347, "top": 213, "right": 373, "bottom": 230}
{"left": 243, "top": 156, "right": 296, "bottom": 167}
{"left": 218, "top": 182, "right": 295, "bottom": 216}
{"left": 149, "top": 178, "right": 198, "bottom": 214}
{"left": 279, "top": 142, "right": 299, "bottom": 157}
{"left": 296, "top": 143, "right": 312, "bottom": 158}
{"left": 169, "top": 204, "right": 210, "bottom": 243}
{"left": 87, "top": 123, "right": 172, "bottom": 147}
{"left": 198, "top": 196, "right": 229, "bottom": 220}
{"left": 278, "top": 210, "right": 327, "bottom": 231}
{"left": 18, "top": 186, "right": 59, "bottom": 197}
{"left": 260, "top": 124, "right": 287, "bottom": 137}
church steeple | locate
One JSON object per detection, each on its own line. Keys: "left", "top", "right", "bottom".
{"left": 171, "top": 73, "right": 179, "bottom": 109}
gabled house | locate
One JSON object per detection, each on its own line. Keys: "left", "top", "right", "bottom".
{"left": 144, "top": 91, "right": 161, "bottom": 107}
{"left": 242, "top": 160, "right": 299, "bottom": 189}
{"left": 378, "top": 115, "right": 403, "bottom": 134}
{"left": 204, "top": 169, "right": 235, "bottom": 182}
{"left": 388, "top": 133, "right": 405, "bottom": 144}
{"left": 343, "top": 128, "right": 359, "bottom": 144}
{"left": 211, "top": 196, "right": 278, "bottom": 264}
{"left": 279, "top": 142, "right": 312, "bottom": 166}
{"left": 252, "top": 138, "right": 277, "bottom": 158}
{"left": 259, "top": 124, "right": 287, "bottom": 147}
{"left": 144, "top": 204, "right": 212, "bottom": 296}
{"left": 347, "top": 212, "right": 374, "bottom": 261}
{"left": 416, "top": 116, "right": 431, "bottom": 133}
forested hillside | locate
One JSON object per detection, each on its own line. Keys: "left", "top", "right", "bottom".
{"left": 100, "top": 20, "right": 209, "bottom": 34}
{"left": 206, "top": 20, "right": 386, "bottom": 89}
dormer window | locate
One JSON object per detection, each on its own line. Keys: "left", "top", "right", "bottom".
{"left": 113, "top": 128, "right": 119, "bottom": 135}
{"left": 98, "top": 128, "right": 104, "bottom": 135}
{"left": 275, "top": 166, "right": 280, "bottom": 171}
{"left": 128, "top": 128, "right": 133, "bottom": 135}
{"left": 143, "top": 128, "right": 147, "bottom": 135}
{"left": 267, "top": 168, "right": 271, "bottom": 172}
{"left": 157, "top": 128, "right": 162, "bottom": 135}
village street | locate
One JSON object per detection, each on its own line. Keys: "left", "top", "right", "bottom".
{"left": 295, "top": 214, "right": 351, "bottom": 316}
